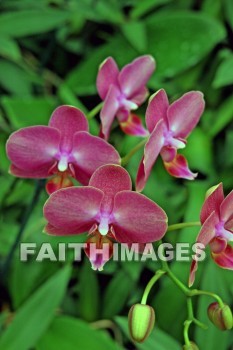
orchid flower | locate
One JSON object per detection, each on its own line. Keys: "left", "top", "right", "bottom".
{"left": 189, "top": 183, "right": 233, "bottom": 286}
{"left": 136, "top": 89, "right": 205, "bottom": 192}
{"left": 96, "top": 55, "right": 155, "bottom": 139}
{"left": 6, "top": 105, "right": 120, "bottom": 194}
{"left": 43, "top": 164, "right": 168, "bottom": 270}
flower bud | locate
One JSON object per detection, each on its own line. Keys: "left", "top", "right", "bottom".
{"left": 128, "top": 303, "right": 155, "bottom": 343}
{"left": 207, "top": 302, "right": 233, "bottom": 330}
{"left": 183, "top": 341, "right": 199, "bottom": 350}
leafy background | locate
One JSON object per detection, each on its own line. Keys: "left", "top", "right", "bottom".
{"left": 0, "top": 0, "right": 233, "bottom": 349}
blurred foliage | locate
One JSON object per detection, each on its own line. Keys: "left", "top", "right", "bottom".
{"left": 0, "top": 0, "right": 233, "bottom": 349}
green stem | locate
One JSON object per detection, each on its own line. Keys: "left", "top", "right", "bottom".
{"left": 190, "top": 289, "right": 224, "bottom": 307}
{"left": 167, "top": 222, "right": 201, "bottom": 232}
{"left": 87, "top": 102, "right": 103, "bottom": 119}
{"left": 121, "top": 139, "right": 147, "bottom": 166}
{"left": 141, "top": 270, "right": 166, "bottom": 305}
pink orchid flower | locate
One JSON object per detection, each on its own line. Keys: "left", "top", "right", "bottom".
{"left": 43, "top": 164, "right": 168, "bottom": 270}
{"left": 96, "top": 55, "right": 155, "bottom": 140}
{"left": 189, "top": 183, "right": 233, "bottom": 286}
{"left": 6, "top": 105, "right": 120, "bottom": 194}
{"left": 136, "top": 89, "right": 205, "bottom": 192}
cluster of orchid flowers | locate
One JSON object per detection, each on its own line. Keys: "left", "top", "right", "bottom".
{"left": 5, "top": 55, "right": 233, "bottom": 347}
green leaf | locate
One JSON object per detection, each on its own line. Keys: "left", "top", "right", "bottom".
{"left": 0, "top": 10, "right": 70, "bottom": 38}
{"left": 208, "top": 96, "right": 233, "bottom": 137}
{"left": 115, "top": 316, "right": 181, "bottom": 350}
{"left": 0, "top": 37, "right": 21, "bottom": 61}
{"left": 102, "top": 270, "right": 134, "bottom": 318}
{"left": 0, "top": 60, "right": 32, "bottom": 96}
{"left": 0, "top": 265, "right": 71, "bottom": 350}
{"left": 130, "top": 0, "right": 172, "bottom": 19}
{"left": 182, "top": 127, "right": 213, "bottom": 176}
{"left": 1, "top": 96, "right": 57, "bottom": 128}
{"left": 36, "top": 316, "right": 123, "bottom": 350}
{"left": 79, "top": 260, "right": 100, "bottom": 322}
{"left": 213, "top": 55, "right": 233, "bottom": 88}
{"left": 224, "top": 0, "right": 233, "bottom": 30}
{"left": 146, "top": 12, "right": 226, "bottom": 78}
{"left": 121, "top": 21, "right": 148, "bottom": 52}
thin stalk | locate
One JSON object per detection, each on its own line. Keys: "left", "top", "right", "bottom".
{"left": 141, "top": 270, "right": 166, "bottom": 305}
{"left": 121, "top": 138, "right": 147, "bottom": 166}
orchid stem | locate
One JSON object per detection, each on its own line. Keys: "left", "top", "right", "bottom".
{"left": 121, "top": 138, "right": 147, "bottom": 166}
{"left": 87, "top": 102, "right": 103, "bottom": 119}
{"left": 0, "top": 180, "right": 44, "bottom": 281}
{"left": 167, "top": 222, "right": 201, "bottom": 232}
{"left": 141, "top": 270, "right": 166, "bottom": 305}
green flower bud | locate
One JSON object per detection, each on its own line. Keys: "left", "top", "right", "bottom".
{"left": 128, "top": 303, "right": 155, "bottom": 343}
{"left": 207, "top": 302, "right": 233, "bottom": 330}
{"left": 183, "top": 341, "right": 199, "bottom": 350}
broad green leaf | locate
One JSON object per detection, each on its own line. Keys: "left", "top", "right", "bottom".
{"left": 78, "top": 260, "right": 100, "bottom": 322}
{"left": 0, "top": 265, "right": 71, "bottom": 350}
{"left": 0, "top": 10, "right": 70, "bottom": 38}
{"left": 146, "top": 12, "right": 226, "bottom": 78}
{"left": 0, "top": 37, "right": 21, "bottom": 61}
{"left": 130, "top": 0, "right": 173, "bottom": 19}
{"left": 208, "top": 96, "right": 233, "bottom": 137}
{"left": 181, "top": 127, "right": 214, "bottom": 176}
{"left": 121, "top": 21, "right": 148, "bottom": 52}
{"left": 36, "top": 316, "right": 123, "bottom": 350}
{"left": 213, "top": 55, "right": 233, "bottom": 88}
{"left": 102, "top": 270, "right": 134, "bottom": 318}
{"left": 115, "top": 316, "right": 181, "bottom": 350}
{"left": 1, "top": 96, "right": 57, "bottom": 129}
{"left": 0, "top": 60, "right": 32, "bottom": 96}
{"left": 224, "top": 0, "right": 233, "bottom": 30}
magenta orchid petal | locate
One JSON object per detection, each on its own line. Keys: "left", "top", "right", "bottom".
{"left": 189, "top": 211, "right": 219, "bottom": 286}
{"left": 71, "top": 131, "right": 121, "bottom": 185}
{"left": 167, "top": 91, "right": 205, "bottom": 139}
{"left": 119, "top": 114, "right": 149, "bottom": 137}
{"left": 196, "top": 211, "right": 219, "bottom": 247}
{"left": 145, "top": 89, "right": 169, "bottom": 133}
{"left": 220, "top": 190, "right": 233, "bottom": 223}
{"left": 96, "top": 57, "right": 119, "bottom": 100}
{"left": 9, "top": 163, "right": 56, "bottom": 178}
{"left": 89, "top": 164, "right": 132, "bottom": 193}
{"left": 136, "top": 119, "right": 165, "bottom": 192}
{"left": 131, "top": 87, "right": 149, "bottom": 106}
{"left": 6, "top": 126, "right": 60, "bottom": 176}
{"left": 211, "top": 244, "right": 233, "bottom": 269}
{"left": 112, "top": 190, "right": 167, "bottom": 243}
{"left": 160, "top": 146, "right": 176, "bottom": 163}
{"left": 209, "top": 237, "right": 227, "bottom": 254}
{"left": 43, "top": 187, "right": 104, "bottom": 235}
{"left": 163, "top": 153, "right": 197, "bottom": 180}
{"left": 100, "top": 85, "right": 120, "bottom": 140}
{"left": 200, "top": 183, "right": 224, "bottom": 224}
{"left": 49, "top": 105, "right": 88, "bottom": 152}
{"left": 189, "top": 259, "right": 198, "bottom": 287}
{"left": 118, "top": 55, "right": 155, "bottom": 98}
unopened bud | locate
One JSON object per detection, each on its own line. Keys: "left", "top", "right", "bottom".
{"left": 183, "top": 341, "right": 199, "bottom": 350}
{"left": 128, "top": 303, "right": 155, "bottom": 343}
{"left": 207, "top": 302, "right": 233, "bottom": 330}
